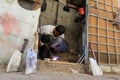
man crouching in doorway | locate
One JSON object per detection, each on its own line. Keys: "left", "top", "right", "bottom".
{"left": 36, "top": 25, "right": 66, "bottom": 60}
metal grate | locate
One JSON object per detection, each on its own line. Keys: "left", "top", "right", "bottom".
{"left": 84, "top": 0, "right": 120, "bottom": 65}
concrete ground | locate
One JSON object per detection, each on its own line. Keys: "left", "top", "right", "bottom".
{"left": 0, "top": 68, "right": 120, "bottom": 80}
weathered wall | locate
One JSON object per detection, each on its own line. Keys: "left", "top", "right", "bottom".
{"left": 0, "top": 0, "right": 40, "bottom": 65}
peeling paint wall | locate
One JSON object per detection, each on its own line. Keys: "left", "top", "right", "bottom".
{"left": 0, "top": 0, "right": 40, "bottom": 64}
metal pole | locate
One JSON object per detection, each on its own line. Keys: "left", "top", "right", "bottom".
{"left": 54, "top": 0, "right": 59, "bottom": 25}
{"left": 97, "top": 8, "right": 100, "bottom": 64}
{"left": 84, "top": 0, "right": 89, "bottom": 64}
{"left": 107, "top": 11, "right": 110, "bottom": 65}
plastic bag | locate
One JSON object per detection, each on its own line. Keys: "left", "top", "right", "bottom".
{"left": 25, "top": 48, "right": 37, "bottom": 75}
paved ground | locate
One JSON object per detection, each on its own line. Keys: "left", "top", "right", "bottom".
{"left": 0, "top": 69, "right": 120, "bottom": 80}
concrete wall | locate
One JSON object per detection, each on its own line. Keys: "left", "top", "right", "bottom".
{"left": 0, "top": 0, "right": 40, "bottom": 65}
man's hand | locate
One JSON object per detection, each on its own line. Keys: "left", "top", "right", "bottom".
{"left": 40, "top": 41, "right": 44, "bottom": 46}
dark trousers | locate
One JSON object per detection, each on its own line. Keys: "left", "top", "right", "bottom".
{"left": 38, "top": 45, "right": 56, "bottom": 60}
{"left": 37, "top": 33, "right": 56, "bottom": 60}
{"left": 38, "top": 45, "right": 50, "bottom": 60}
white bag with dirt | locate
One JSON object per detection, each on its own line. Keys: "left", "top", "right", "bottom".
{"left": 89, "top": 58, "right": 103, "bottom": 76}
{"left": 25, "top": 48, "right": 37, "bottom": 75}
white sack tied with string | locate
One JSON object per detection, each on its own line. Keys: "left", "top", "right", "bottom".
{"left": 25, "top": 48, "right": 37, "bottom": 75}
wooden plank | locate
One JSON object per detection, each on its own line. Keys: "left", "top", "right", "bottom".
{"left": 113, "top": 7, "right": 119, "bottom": 12}
{"left": 89, "top": 16, "right": 98, "bottom": 26}
{"left": 100, "top": 44, "right": 107, "bottom": 52}
{"left": 100, "top": 53, "right": 108, "bottom": 64}
{"left": 90, "top": 7, "right": 98, "bottom": 15}
{"left": 117, "top": 47, "right": 120, "bottom": 54}
{"left": 118, "top": 55, "right": 120, "bottom": 64}
{"left": 89, "top": 27, "right": 98, "bottom": 34}
{"left": 113, "top": 0, "right": 118, "bottom": 7}
{"left": 99, "top": 0, "right": 105, "bottom": 3}
{"left": 110, "top": 54, "right": 116, "bottom": 64}
{"left": 99, "top": 29, "right": 107, "bottom": 36}
{"left": 108, "top": 30, "right": 114, "bottom": 37}
{"left": 116, "top": 32, "right": 120, "bottom": 38}
{"left": 109, "top": 38, "right": 115, "bottom": 45}
{"left": 105, "top": 0, "right": 112, "bottom": 5}
{"left": 116, "top": 27, "right": 120, "bottom": 32}
{"left": 89, "top": 52, "right": 98, "bottom": 61}
{"left": 88, "top": 0, "right": 96, "bottom": 6}
{"left": 108, "top": 21, "right": 114, "bottom": 30}
{"left": 99, "top": 18, "right": 107, "bottom": 28}
{"left": 108, "top": 12, "right": 114, "bottom": 20}
{"left": 116, "top": 40, "right": 120, "bottom": 46}
{"left": 89, "top": 35, "right": 98, "bottom": 42}
{"left": 89, "top": 43, "right": 98, "bottom": 51}
{"left": 100, "top": 37, "right": 107, "bottom": 44}
{"left": 109, "top": 46, "right": 116, "bottom": 53}
{"left": 99, "top": 10, "right": 108, "bottom": 18}
{"left": 98, "top": 3, "right": 105, "bottom": 10}
{"left": 89, "top": 43, "right": 96, "bottom": 59}
{"left": 106, "top": 5, "right": 112, "bottom": 11}
{"left": 89, "top": 51, "right": 93, "bottom": 58}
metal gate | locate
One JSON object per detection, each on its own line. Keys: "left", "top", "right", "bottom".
{"left": 84, "top": 0, "right": 120, "bottom": 65}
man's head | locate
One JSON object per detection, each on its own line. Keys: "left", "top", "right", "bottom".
{"left": 53, "top": 25, "right": 65, "bottom": 37}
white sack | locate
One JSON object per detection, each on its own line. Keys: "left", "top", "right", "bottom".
{"left": 89, "top": 58, "right": 103, "bottom": 76}
{"left": 25, "top": 48, "right": 37, "bottom": 75}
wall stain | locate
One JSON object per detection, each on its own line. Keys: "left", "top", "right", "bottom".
{"left": 0, "top": 12, "right": 21, "bottom": 35}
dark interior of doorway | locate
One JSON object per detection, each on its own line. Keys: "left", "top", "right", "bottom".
{"left": 18, "top": 0, "right": 86, "bottom": 63}
{"left": 38, "top": 0, "right": 86, "bottom": 63}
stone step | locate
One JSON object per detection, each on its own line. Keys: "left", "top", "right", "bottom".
{"left": 37, "top": 59, "right": 89, "bottom": 73}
